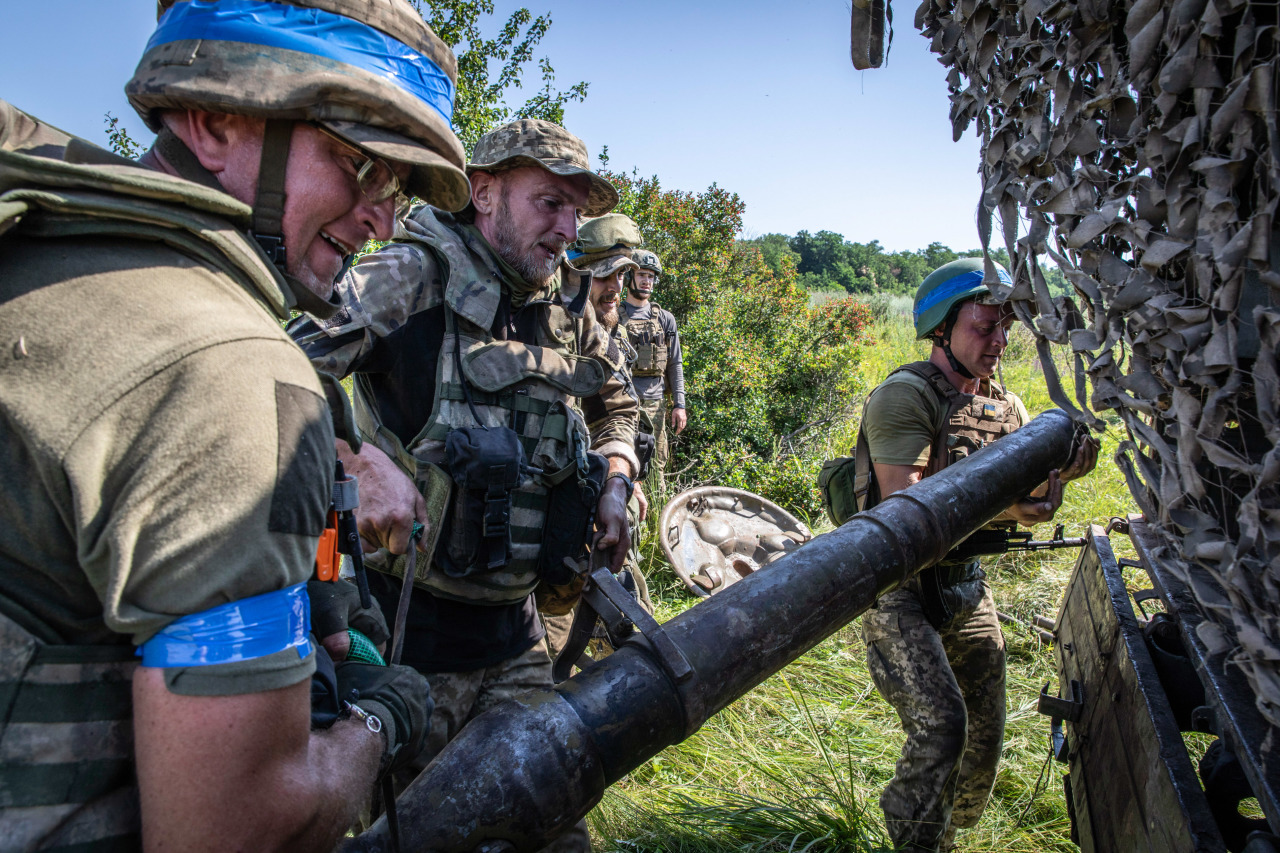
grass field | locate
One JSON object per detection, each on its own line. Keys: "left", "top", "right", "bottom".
{"left": 584, "top": 315, "right": 1141, "bottom": 852}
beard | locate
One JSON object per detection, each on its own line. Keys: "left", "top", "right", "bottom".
{"left": 491, "top": 196, "right": 563, "bottom": 287}
{"left": 594, "top": 300, "right": 619, "bottom": 330}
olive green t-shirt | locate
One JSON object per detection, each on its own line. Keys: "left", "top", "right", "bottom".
{"left": 863, "top": 369, "right": 1030, "bottom": 467}
{"left": 0, "top": 235, "right": 332, "bottom": 695}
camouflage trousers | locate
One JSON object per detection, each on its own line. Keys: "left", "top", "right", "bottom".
{"left": 861, "top": 580, "right": 1006, "bottom": 852}
{"left": 638, "top": 397, "right": 668, "bottom": 491}
{"left": 401, "top": 642, "right": 592, "bottom": 853}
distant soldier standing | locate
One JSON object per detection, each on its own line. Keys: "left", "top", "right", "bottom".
{"left": 622, "top": 250, "right": 686, "bottom": 493}
{"left": 856, "top": 259, "right": 1098, "bottom": 852}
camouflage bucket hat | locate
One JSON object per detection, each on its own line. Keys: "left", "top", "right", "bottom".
{"left": 128, "top": 0, "right": 470, "bottom": 211}
{"left": 469, "top": 119, "right": 618, "bottom": 217}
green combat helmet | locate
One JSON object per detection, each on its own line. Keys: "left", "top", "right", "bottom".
{"left": 569, "top": 213, "right": 643, "bottom": 278}
{"left": 913, "top": 257, "right": 1014, "bottom": 379}
{"left": 633, "top": 249, "right": 662, "bottom": 275}
{"left": 127, "top": 0, "right": 471, "bottom": 304}
{"left": 469, "top": 119, "right": 618, "bottom": 217}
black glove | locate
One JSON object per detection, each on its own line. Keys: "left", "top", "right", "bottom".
{"left": 307, "top": 579, "right": 390, "bottom": 647}
{"left": 335, "top": 660, "right": 432, "bottom": 774}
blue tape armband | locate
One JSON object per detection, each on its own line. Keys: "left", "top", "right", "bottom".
{"left": 139, "top": 582, "right": 313, "bottom": 668}
{"left": 913, "top": 266, "right": 1013, "bottom": 325}
{"left": 146, "top": 0, "right": 455, "bottom": 127}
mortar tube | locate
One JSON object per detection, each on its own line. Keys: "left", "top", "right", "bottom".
{"left": 343, "top": 409, "right": 1078, "bottom": 853}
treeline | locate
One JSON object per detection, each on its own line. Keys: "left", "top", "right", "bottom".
{"left": 740, "top": 231, "right": 1070, "bottom": 297}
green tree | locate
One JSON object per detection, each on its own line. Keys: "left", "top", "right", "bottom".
{"left": 601, "top": 169, "right": 745, "bottom": 323}
{"left": 419, "top": 1, "right": 588, "bottom": 152}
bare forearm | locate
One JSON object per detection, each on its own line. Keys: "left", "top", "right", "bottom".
{"left": 276, "top": 720, "right": 384, "bottom": 851}
{"left": 135, "top": 671, "right": 383, "bottom": 852}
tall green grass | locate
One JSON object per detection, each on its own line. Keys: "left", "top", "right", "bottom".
{"left": 590, "top": 316, "right": 1139, "bottom": 852}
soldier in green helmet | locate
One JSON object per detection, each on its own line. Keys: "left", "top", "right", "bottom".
{"left": 622, "top": 248, "right": 687, "bottom": 495}
{"left": 0, "top": 0, "right": 463, "bottom": 848}
{"left": 542, "top": 214, "right": 656, "bottom": 661}
{"left": 854, "top": 258, "right": 1099, "bottom": 852}
{"left": 289, "top": 119, "right": 639, "bottom": 853}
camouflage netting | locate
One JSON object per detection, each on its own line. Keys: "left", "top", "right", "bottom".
{"left": 903, "top": 1, "right": 1280, "bottom": 737}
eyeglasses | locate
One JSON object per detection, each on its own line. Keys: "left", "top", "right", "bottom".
{"left": 311, "top": 123, "right": 407, "bottom": 207}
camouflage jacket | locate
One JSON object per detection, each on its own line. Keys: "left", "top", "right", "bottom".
{"left": 291, "top": 206, "right": 639, "bottom": 604}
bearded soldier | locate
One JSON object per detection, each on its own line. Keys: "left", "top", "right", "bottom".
{"left": 542, "top": 214, "right": 656, "bottom": 661}
{"left": 290, "top": 119, "right": 638, "bottom": 853}
{"left": 0, "top": 0, "right": 460, "bottom": 848}
{"left": 856, "top": 259, "right": 1098, "bottom": 852}
{"left": 621, "top": 249, "right": 687, "bottom": 492}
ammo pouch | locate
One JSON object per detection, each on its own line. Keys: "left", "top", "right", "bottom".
{"left": 539, "top": 450, "right": 609, "bottom": 587}
{"left": 440, "top": 425, "right": 526, "bottom": 577}
{"left": 916, "top": 560, "right": 985, "bottom": 630}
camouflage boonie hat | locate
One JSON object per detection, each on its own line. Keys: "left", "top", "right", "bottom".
{"left": 584, "top": 254, "right": 639, "bottom": 280}
{"left": 128, "top": 0, "right": 469, "bottom": 211}
{"left": 469, "top": 119, "right": 618, "bottom": 217}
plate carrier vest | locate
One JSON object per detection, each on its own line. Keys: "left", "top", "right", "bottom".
{"left": 852, "top": 361, "right": 1023, "bottom": 627}
{"left": 352, "top": 208, "right": 607, "bottom": 605}
{"left": 625, "top": 303, "right": 668, "bottom": 377}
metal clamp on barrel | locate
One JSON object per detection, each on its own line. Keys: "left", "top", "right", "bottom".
{"left": 553, "top": 552, "right": 693, "bottom": 688}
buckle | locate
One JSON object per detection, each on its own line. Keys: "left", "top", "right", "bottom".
{"left": 252, "top": 232, "right": 287, "bottom": 267}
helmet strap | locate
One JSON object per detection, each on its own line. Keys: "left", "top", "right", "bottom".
{"left": 250, "top": 119, "right": 293, "bottom": 271}
{"left": 938, "top": 307, "right": 976, "bottom": 381}
{"left": 154, "top": 127, "right": 225, "bottom": 193}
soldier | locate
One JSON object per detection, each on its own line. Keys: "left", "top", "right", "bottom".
{"left": 622, "top": 249, "right": 687, "bottom": 493}
{"left": 543, "top": 214, "right": 656, "bottom": 661}
{"left": 856, "top": 259, "right": 1098, "bottom": 852}
{"left": 289, "top": 119, "right": 639, "bottom": 853}
{"left": 0, "top": 0, "right": 459, "bottom": 849}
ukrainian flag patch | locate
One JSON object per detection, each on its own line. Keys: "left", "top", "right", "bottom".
{"left": 983, "top": 403, "right": 998, "bottom": 418}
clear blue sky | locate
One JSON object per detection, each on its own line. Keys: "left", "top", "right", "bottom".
{"left": 3, "top": 1, "right": 986, "bottom": 252}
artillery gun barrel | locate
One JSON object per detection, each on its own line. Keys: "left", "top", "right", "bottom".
{"left": 345, "top": 409, "right": 1079, "bottom": 853}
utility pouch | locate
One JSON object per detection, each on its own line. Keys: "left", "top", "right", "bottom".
{"left": 817, "top": 455, "right": 860, "bottom": 526}
{"left": 535, "top": 450, "right": 608, "bottom": 613}
{"left": 439, "top": 425, "right": 525, "bottom": 577}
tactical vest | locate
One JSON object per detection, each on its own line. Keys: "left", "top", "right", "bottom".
{"left": 853, "top": 361, "right": 1023, "bottom": 513}
{"left": 0, "top": 103, "right": 296, "bottom": 851}
{"left": 853, "top": 361, "right": 1022, "bottom": 627}
{"left": 353, "top": 209, "right": 605, "bottom": 605}
{"left": 626, "top": 303, "right": 668, "bottom": 377}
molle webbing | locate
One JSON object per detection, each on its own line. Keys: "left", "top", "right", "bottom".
{"left": 0, "top": 611, "right": 139, "bottom": 852}
{"left": 626, "top": 314, "right": 667, "bottom": 377}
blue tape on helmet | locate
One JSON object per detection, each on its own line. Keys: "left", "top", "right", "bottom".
{"left": 913, "top": 267, "right": 1012, "bottom": 325}
{"left": 139, "top": 582, "right": 313, "bottom": 667}
{"left": 146, "top": 0, "right": 455, "bottom": 127}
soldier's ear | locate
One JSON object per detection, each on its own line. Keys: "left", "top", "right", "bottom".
{"left": 470, "top": 170, "right": 500, "bottom": 216}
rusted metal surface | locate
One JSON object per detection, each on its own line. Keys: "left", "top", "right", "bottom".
{"left": 1132, "top": 515, "right": 1280, "bottom": 836}
{"left": 342, "top": 410, "right": 1077, "bottom": 853}
{"left": 1050, "top": 522, "right": 1225, "bottom": 852}
{"left": 658, "top": 486, "right": 811, "bottom": 597}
